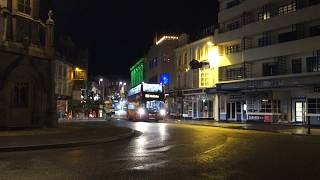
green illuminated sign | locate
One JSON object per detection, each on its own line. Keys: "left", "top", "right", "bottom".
{"left": 130, "top": 58, "right": 144, "bottom": 87}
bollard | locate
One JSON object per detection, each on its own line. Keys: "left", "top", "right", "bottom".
{"left": 308, "top": 116, "right": 311, "bottom": 135}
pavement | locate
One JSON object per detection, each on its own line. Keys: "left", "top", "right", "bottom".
{"left": 161, "top": 119, "right": 320, "bottom": 136}
{"left": 2, "top": 120, "right": 320, "bottom": 179}
{"left": 0, "top": 121, "right": 136, "bottom": 152}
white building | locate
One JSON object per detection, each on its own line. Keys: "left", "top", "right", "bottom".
{"left": 215, "top": 0, "right": 320, "bottom": 124}
{"left": 171, "top": 30, "right": 230, "bottom": 120}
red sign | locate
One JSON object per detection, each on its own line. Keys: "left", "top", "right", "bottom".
{"left": 264, "top": 115, "right": 272, "bottom": 123}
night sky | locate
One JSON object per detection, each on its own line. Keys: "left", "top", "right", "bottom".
{"left": 40, "top": 1, "right": 219, "bottom": 79}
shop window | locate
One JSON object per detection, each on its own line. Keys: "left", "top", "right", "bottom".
{"left": 236, "top": 102, "right": 241, "bottom": 113}
{"left": 18, "top": 0, "right": 31, "bottom": 14}
{"left": 261, "top": 100, "right": 281, "bottom": 113}
{"left": 247, "top": 98, "right": 280, "bottom": 113}
{"left": 292, "top": 58, "right": 302, "bottom": 73}
{"left": 14, "top": 83, "right": 29, "bottom": 108}
{"left": 278, "top": 2, "right": 296, "bottom": 15}
{"left": 307, "top": 98, "right": 320, "bottom": 114}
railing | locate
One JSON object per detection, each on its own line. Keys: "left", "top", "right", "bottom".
{"left": 220, "top": 0, "right": 320, "bottom": 33}
{"left": 0, "top": 7, "right": 46, "bottom": 49}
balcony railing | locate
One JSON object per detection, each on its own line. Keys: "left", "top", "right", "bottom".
{"left": 0, "top": 7, "right": 46, "bottom": 49}
{"left": 220, "top": 0, "right": 320, "bottom": 33}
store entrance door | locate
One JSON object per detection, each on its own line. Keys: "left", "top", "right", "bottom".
{"left": 295, "top": 101, "right": 305, "bottom": 122}
{"left": 227, "top": 102, "right": 237, "bottom": 121}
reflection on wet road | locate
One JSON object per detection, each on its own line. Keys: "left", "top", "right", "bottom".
{"left": 1, "top": 120, "right": 320, "bottom": 179}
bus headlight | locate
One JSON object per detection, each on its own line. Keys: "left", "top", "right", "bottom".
{"left": 160, "top": 109, "right": 166, "bottom": 116}
{"left": 138, "top": 108, "right": 146, "bottom": 115}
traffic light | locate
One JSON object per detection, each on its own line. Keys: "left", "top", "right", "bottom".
{"left": 189, "top": 59, "right": 210, "bottom": 69}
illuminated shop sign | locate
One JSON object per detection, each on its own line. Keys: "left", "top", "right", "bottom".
{"left": 143, "top": 83, "right": 162, "bottom": 93}
{"left": 145, "top": 94, "right": 160, "bottom": 99}
{"left": 160, "top": 73, "right": 170, "bottom": 85}
{"left": 128, "top": 84, "right": 142, "bottom": 96}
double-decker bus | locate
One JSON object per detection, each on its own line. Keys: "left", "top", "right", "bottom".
{"left": 127, "top": 83, "right": 166, "bottom": 121}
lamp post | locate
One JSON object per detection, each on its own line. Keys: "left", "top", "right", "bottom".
{"left": 99, "top": 78, "right": 103, "bottom": 100}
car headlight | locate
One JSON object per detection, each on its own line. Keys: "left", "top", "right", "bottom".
{"left": 138, "top": 108, "right": 146, "bottom": 115}
{"left": 160, "top": 109, "right": 166, "bottom": 116}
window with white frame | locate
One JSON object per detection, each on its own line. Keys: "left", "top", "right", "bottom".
{"left": 247, "top": 98, "right": 281, "bottom": 113}
{"left": 200, "top": 69, "right": 210, "bottom": 87}
{"left": 307, "top": 98, "right": 320, "bottom": 114}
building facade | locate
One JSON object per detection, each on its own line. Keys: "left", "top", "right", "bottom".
{"left": 145, "top": 35, "right": 188, "bottom": 93}
{"left": 54, "top": 57, "right": 87, "bottom": 119}
{"left": 215, "top": 0, "right": 320, "bottom": 124}
{"left": 171, "top": 34, "right": 230, "bottom": 120}
{"left": 0, "top": 0, "right": 57, "bottom": 127}
{"left": 130, "top": 58, "right": 144, "bottom": 87}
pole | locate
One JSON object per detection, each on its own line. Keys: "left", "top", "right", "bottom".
{"left": 307, "top": 116, "right": 311, "bottom": 135}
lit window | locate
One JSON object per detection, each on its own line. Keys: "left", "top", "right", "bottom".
{"left": 196, "top": 48, "right": 201, "bottom": 60}
{"left": 225, "top": 44, "right": 241, "bottom": 55}
{"left": 258, "top": 12, "right": 270, "bottom": 21}
{"left": 279, "top": 2, "right": 296, "bottom": 15}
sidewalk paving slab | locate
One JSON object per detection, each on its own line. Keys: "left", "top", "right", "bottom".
{"left": 161, "top": 119, "right": 320, "bottom": 136}
{"left": 0, "top": 121, "right": 136, "bottom": 152}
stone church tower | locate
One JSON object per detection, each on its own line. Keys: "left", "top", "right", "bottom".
{"left": 0, "top": 0, "right": 57, "bottom": 128}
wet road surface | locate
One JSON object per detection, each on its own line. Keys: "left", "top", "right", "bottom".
{"left": 1, "top": 120, "right": 320, "bottom": 180}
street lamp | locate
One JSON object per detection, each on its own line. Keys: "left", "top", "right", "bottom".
{"left": 99, "top": 78, "right": 103, "bottom": 86}
{"left": 123, "top": 83, "right": 126, "bottom": 86}
{"left": 119, "top": 81, "right": 123, "bottom": 86}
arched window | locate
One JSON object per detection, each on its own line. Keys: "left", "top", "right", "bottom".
{"left": 196, "top": 48, "right": 201, "bottom": 60}
{"left": 184, "top": 52, "right": 188, "bottom": 65}
{"left": 203, "top": 45, "right": 208, "bottom": 59}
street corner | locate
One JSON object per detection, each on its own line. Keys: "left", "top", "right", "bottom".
{"left": 0, "top": 123, "right": 137, "bottom": 153}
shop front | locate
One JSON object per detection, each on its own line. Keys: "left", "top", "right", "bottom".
{"left": 245, "top": 91, "right": 286, "bottom": 123}
{"left": 169, "top": 89, "right": 216, "bottom": 120}
{"left": 219, "top": 93, "right": 244, "bottom": 122}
